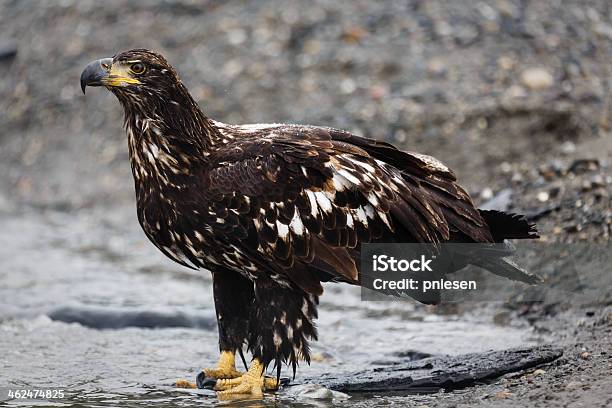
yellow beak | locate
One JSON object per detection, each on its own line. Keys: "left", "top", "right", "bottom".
{"left": 81, "top": 58, "right": 140, "bottom": 94}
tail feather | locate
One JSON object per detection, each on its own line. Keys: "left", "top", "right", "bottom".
{"left": 471, "top": 256, "right": 543, "bottom": 284}
{"left": 479, "top": 210, "right": 539, "bottom": 241}
{"left": 447, "top": 241, "right": 542, "bottom": 285}
{"left": 471, "top": 210, "right": 541, "bottom": 284}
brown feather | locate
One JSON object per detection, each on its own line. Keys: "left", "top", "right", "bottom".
{"left": 312, "top": 239, "right": 358, "bottom": 283}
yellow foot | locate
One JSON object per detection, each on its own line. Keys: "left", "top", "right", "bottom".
{"left": 202, "top": 350, "right": 243, "bottom": 379}
{"left": 215, "top": 359, "right": 279, "bottom": 398}
{"left": 175, "top": 350, "right": 243, "bottom": 389}
{"left": 175, "top": 379, "right": 197, "bottom": 389}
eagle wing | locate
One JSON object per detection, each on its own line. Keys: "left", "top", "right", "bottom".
{"left": 200, "top": 125, "right": 492, "bottom": 295}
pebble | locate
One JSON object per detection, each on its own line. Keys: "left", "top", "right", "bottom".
{"left": 521, "top": 68, "right": 554, "bottom": 90}
{"left": 565, "top": 380, "right": 583, "bottom": 390}
{"left": 581, "top": 180, "right": 593, "bottom": 191}
{"left": 369, "top": 85, "right": 387, "bottom": 101}
{"left": 540, "top": 166, "right": 558, "bottom": 181}
{"left": 286, "top": 384, "right": 350, "bottom": 400}
{"left": 511, "top": 172, "right": 524, "bottom": 183}
{"left": 537, "top": 191, "right": 550, "bottom": 202}
{"left": 500, "top": 162, "right": 512, "bottom": 173}
{"left": 427, "top": 59, "right": 447, "bottom": 77}
{"left": 506, "top": 85, "right": 527, "bottom": 98}
{"left": 480, "top": 187, "right": 494, "bottom": 200}
{"left": 579, "top": 351, "right": 590, "bottom": 360}
{"left": 560, "top": 141, "right": 576, "bottom": 155}
{"left": 341, "top": 26, "right": 367, "bottom": 43}
{"left": 494, "top": 390, "right": 513, "bottom": 399}
{"left": 498, "top": 55, "right": 515, "bottom": 70}
{"left": 590, "top": 174, "right": 606, "bottom": 188}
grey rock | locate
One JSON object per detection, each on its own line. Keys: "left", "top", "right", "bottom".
{"left": 312, "top": 346, "right": 562, "bottom": 394}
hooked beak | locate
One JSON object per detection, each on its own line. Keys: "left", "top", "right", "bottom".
{"left": 80, "top": 58, "right": 113, "bottom": 94}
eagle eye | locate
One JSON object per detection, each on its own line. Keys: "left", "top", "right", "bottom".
{"left": 130, "top": 62, "right": 146, "bottom": 75}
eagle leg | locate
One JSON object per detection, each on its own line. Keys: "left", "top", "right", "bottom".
{"left": 202, "top": 350, "right": 243, "bottom": 379}
{"left": 208, "top": 270, "right": 253, "bottom": 377}
{"left": 176, "top": 270, "right": 253, "bottom": 389}
{"left": 248, "top": 279, "right": 319, "bottom": 380}
{"left": 215, "top": 358, "right": 279, "bottom": 397}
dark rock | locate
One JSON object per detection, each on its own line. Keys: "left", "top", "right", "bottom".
{"left": 48, "top": 305, "right": 216, "bottom": 330}
{"left": 371, "top": 350, "right": 433, "bottom": 366}
{"left": 567, "top": 159, "right": 600, "bottom": 174}
{"left": 311, "top": 346, "right": 562, "bottom": 394}
{"left": 0, "top": 43, "right": 17, "bottom": 62}
{"left": 393, "top": 350, "right": 433, "bottom": 361}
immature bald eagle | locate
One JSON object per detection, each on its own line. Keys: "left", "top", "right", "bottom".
{"left": 81, "top": 49, "right": 538, "bottom": 397}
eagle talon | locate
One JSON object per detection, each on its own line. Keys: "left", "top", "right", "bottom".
{"left": 175, "top": 379, "right": 197, "bottom": 389}
{"left": 203, "top": 367, "right": 243, "bottom": 379}
{"left": 215, "top": 358, "right": 279, "bottom": 397}
{"left": 202, "top": 350, "right": 243, "bottom": 379}
{"left": 177, "top": 351, "right": 244, "bottom": 390}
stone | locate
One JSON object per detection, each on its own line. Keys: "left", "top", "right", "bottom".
{"left": 521, "top": 68, "right": 554, "bottom": 90}
{"left": 305, "top": 346, "right": 563, "bottom": 394}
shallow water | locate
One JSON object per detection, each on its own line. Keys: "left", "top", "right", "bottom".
{"left": 0, "top": 208, "right": 539, "bottom": 407}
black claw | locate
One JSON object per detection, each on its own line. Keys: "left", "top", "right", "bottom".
{"left": 196, "top": 371, "right": 217, "bottom": 389}
{"left": 238, "top": 348, "right": 248, "bottom": 371}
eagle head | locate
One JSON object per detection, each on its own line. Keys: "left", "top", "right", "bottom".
{"left": 81, "top": 49, "right": 218, "bottom": 181}
{"left": 80, "top": 49, "right": 181, "bottom": 102}
{"left": 80, "top": 48, "right": 211, "bottom": 140}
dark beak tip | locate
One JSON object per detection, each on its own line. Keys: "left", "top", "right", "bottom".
{"left": 80, "top": 69, "right": 87, "bottom": 94}
{"left": 80, "top": 57, "right": 112, "bottom": 95}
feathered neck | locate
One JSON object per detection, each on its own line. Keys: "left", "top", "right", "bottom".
{"left": 114, "top": 83, "right": 221, "bottom": 190}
